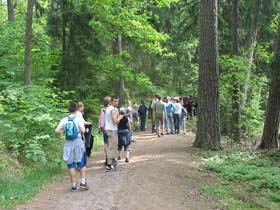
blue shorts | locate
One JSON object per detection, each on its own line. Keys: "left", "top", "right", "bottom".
{"left": 103, "top": 132, "right": 108, "bottom": 143}
{"left": 67, "top": 152, "right": 87, "bottom": 169}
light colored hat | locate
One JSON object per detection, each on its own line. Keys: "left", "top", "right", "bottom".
{"left": 119, "top": 107, "right": 125, "bottom": 113}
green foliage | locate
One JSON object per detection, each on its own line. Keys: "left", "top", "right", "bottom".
{"left": 219, "top": 55, "right": 266, "bottom": 137}
{"left": 0, "top": 84, "right": 67, "bottom": 165}
{"left": 202, "top": 150, "right": 280, "bottom": 209}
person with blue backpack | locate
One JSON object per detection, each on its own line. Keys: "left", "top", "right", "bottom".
{"left": 165, "top": 96, "right": 175, "bottom": 134}
{"left": 55, "top": 102, "right": 89, "bottom": 192}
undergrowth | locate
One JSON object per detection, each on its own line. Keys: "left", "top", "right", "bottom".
{"left": 200, "top": 149, "right": 280, "bottom": 210}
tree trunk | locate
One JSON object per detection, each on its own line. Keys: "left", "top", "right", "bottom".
{"left": 7, "top": 0, "right": 15, "bottom": 22}
{"left": 114, "top": 34, "right": 125, "bottom": 106}
{"left": 259, "top": 24, "right": 280, "bottom": 149}
{"left": 193, "top": 0, "right": 221, "bottom": 150}
{"left": 50, "top": 0, "right": 59, "bottom": 49}
{"left": 240, "top": 28, "right": 258, "bottom": 109}
{"left": 231, "top": 0, "right": 241, "bottom": 142}
{"left": 240, "top": 0, "right": 262, "bottom": 109}
{"left": 24, "top": 0, "right": 35, "bottom": 87}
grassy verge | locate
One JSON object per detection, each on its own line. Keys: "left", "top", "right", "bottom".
{"left": 0, "top": 165, "right": 65, "bottom": 208}
{"left": 200, "top": 149, "right": 280, "bottom": 210}
{"left": 0, "top": 131, "right": 104, "bottom": 209}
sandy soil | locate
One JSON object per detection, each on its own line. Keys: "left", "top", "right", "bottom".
{"left": 16, "top": 130, "right": 219, "bottom": 210}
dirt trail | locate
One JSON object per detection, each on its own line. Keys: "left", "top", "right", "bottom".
{"left": 16, "top": 131, "right": 218, "bottom": 210}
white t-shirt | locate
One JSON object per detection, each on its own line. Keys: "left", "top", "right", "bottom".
{"left": 56, "top": 114, "right": 84, "bottom": 138}
{"left": 105, "top": 105, "right": 118, "bottom": 131}
{"left": 173, "top": 103, "right": 183, "bottom": 114}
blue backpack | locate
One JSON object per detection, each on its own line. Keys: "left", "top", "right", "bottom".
{"left": 65, "top": 116, "right": 78, "bottom": 140}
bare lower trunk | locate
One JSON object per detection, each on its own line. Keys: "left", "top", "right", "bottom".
{"left": 240, "top": 29, "right": 258, "bottom": 109}
{"left": 259, "top": 24, "right": 280, "bottom": 149}
{"left": 231, "top": 0, "right": 241, "bottom": 142}
{"left": 193, "top": 0, "right": 221, "bottom": 150}
{"left": 24, "top": 0, "right": 35, "bottom": 87}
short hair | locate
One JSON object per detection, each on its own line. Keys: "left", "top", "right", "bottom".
{"left": 103, "top": 96, "right": 111, "bottom": 106}
{"left": 69, "top": 102, "right": 77, "bottom": 113}
{"left": 111, "top": 95, "right": 119, "bottom": 101}
{"left": 77, "top": 102, "right": 84, "bottom": 108}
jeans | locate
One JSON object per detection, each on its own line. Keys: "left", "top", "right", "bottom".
{"left": 166, "top": 113, "right": 174, "bottom": 133}
{"left": 140, "top": 116, "right": 146, "bottom": 131}
{"left": 173, "top": 113, "right": 181, "bottom": 134}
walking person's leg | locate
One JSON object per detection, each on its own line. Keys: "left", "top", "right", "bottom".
{"left": 106, "top": 130, "right": 118, "bottom": 170}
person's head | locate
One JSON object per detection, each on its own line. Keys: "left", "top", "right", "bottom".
{"left": 174, "top": 97, "right": 179, "bottom": 103}
{"left": 103, "top": 96, "right": 111, "bottom": 107}
{"left": 69, "top": 102, "right": 77, "bottom": 113}
{"left": 127, "top": 100, "right": 131, "bottom": 106}
{"left": 157, "top": 94, "right": 162, "bottom": 101}
{"left": 141, "top": 100, "right": 145, "bottom": 104}
{"left": 119, "top": 107, "right": 125, "bottom": 115}
{"left": 111, "top": 95, "right": 119, "bottom": 107}
{"left": 77, "top": 102, "right": 84, "bottom": 111}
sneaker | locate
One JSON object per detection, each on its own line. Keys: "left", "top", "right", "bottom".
{"left": 125, "top": 158, "right": 129, "bottom": 163}
{"left": 80, "top": 182, "right": 89, "bottom": 190}
{"left": 106, "top": 164, "right": 115, "bottom": 172}
{"left": 71, "top": 184, "right": 77, "bottom": 192}
{"left": 117, "top": 156, "right": 121, "bottom": 160}
{"left": 112, "top": 159, "right": 118, "bottom": 166}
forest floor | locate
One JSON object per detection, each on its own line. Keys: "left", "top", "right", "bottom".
{"left": 16, "top": 129, "right": 220, "bottom": 210}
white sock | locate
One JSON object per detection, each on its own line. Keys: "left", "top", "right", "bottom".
{"left": 72, "top": 182, "right": 76, "bottom": 187}
{"left": 126, "top": 151, "right": 130, "bottom": 159}
{"left": 80, "top": 178, "right": 86, "bottom": 184}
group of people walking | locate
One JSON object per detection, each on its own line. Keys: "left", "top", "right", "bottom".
{"left": 54, "top": 94, "right": 196, "bottom": 192}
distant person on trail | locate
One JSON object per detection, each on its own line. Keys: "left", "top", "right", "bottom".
{"left": 181, "top": 101, "right": 188, "bottom": 134}
{"left": 138, "top": 100, "right": 149, "bottom": 131}
{"left": 165, "top": 96, "right": 175, "bottom": 134}
{"left": 149, "top": 96, "right": 157, "bottom": 133}
{"left": 98, "top": 96, "right": 111, "bottom": 165}
{"left": 186, "top": 95, "right": 193, "bottom": 119}
{"left": 77, "top": 102, "right": 93, "bottom": 158}
{"left": 105, "top": 95, "right": 123, "bottom": 171}
{"left": 126, "top": 100, "right": 133, "bottom": 138}
{"left": 132, "top": 102, "right": 139, "bottom": 131}
{"left": 117, "top": 107, "right": 131, "bottom": 163}
{"left": 55, "top": 102, "right": 89, "bottom": 192}
{"left": 173, "top": 97, "right": 183, "bottom": 134}
{"left": 153, "top": 94, "right": 167, "bottom": 137}
{"left": 77, "top": 102, "right": 92, "bottom": 126}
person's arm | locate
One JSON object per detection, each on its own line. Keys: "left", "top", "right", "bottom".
{"left": 127, "top": 118, "right": 131, "bottom": 131}
{"left": 55, "top": 119, "right": 64, "bottom": 135}
{"left": 111, "top": 109, "right": 123, "bottom": 124}
{"left": 55, "top": 127, "right": 63, "bottom": 135}
{"left": 78, "top": 118, "right": 86, "bottom": 133}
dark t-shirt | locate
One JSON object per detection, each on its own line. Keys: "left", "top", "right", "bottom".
{"left": 118, "top": 116, "right": 129, "bottom": 130}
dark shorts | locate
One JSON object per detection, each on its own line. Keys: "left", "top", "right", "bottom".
{"left": 118, "top": 144, "right": 130, "bottom": 151}
{"left": 67, "top": 151, "right": 87, "bottom": 169}
{"left": 103, "top": 131, "right": 108, "bottom": 143}
{"left": 133, "top": 113, "right": 139, "bottom": 119}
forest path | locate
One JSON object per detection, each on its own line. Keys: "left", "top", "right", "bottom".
{"left": 16, "top": 130, "right": 218, "bottom": 210}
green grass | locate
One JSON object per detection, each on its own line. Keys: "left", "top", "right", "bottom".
{"left": 0, "top": 165, "right": 65, "bottom": 209}
{"left": 0, "top": 131, "right": 104, "bottom": 209}
{"left": 200, "top": 150, "right": 280, "bottom": 210}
